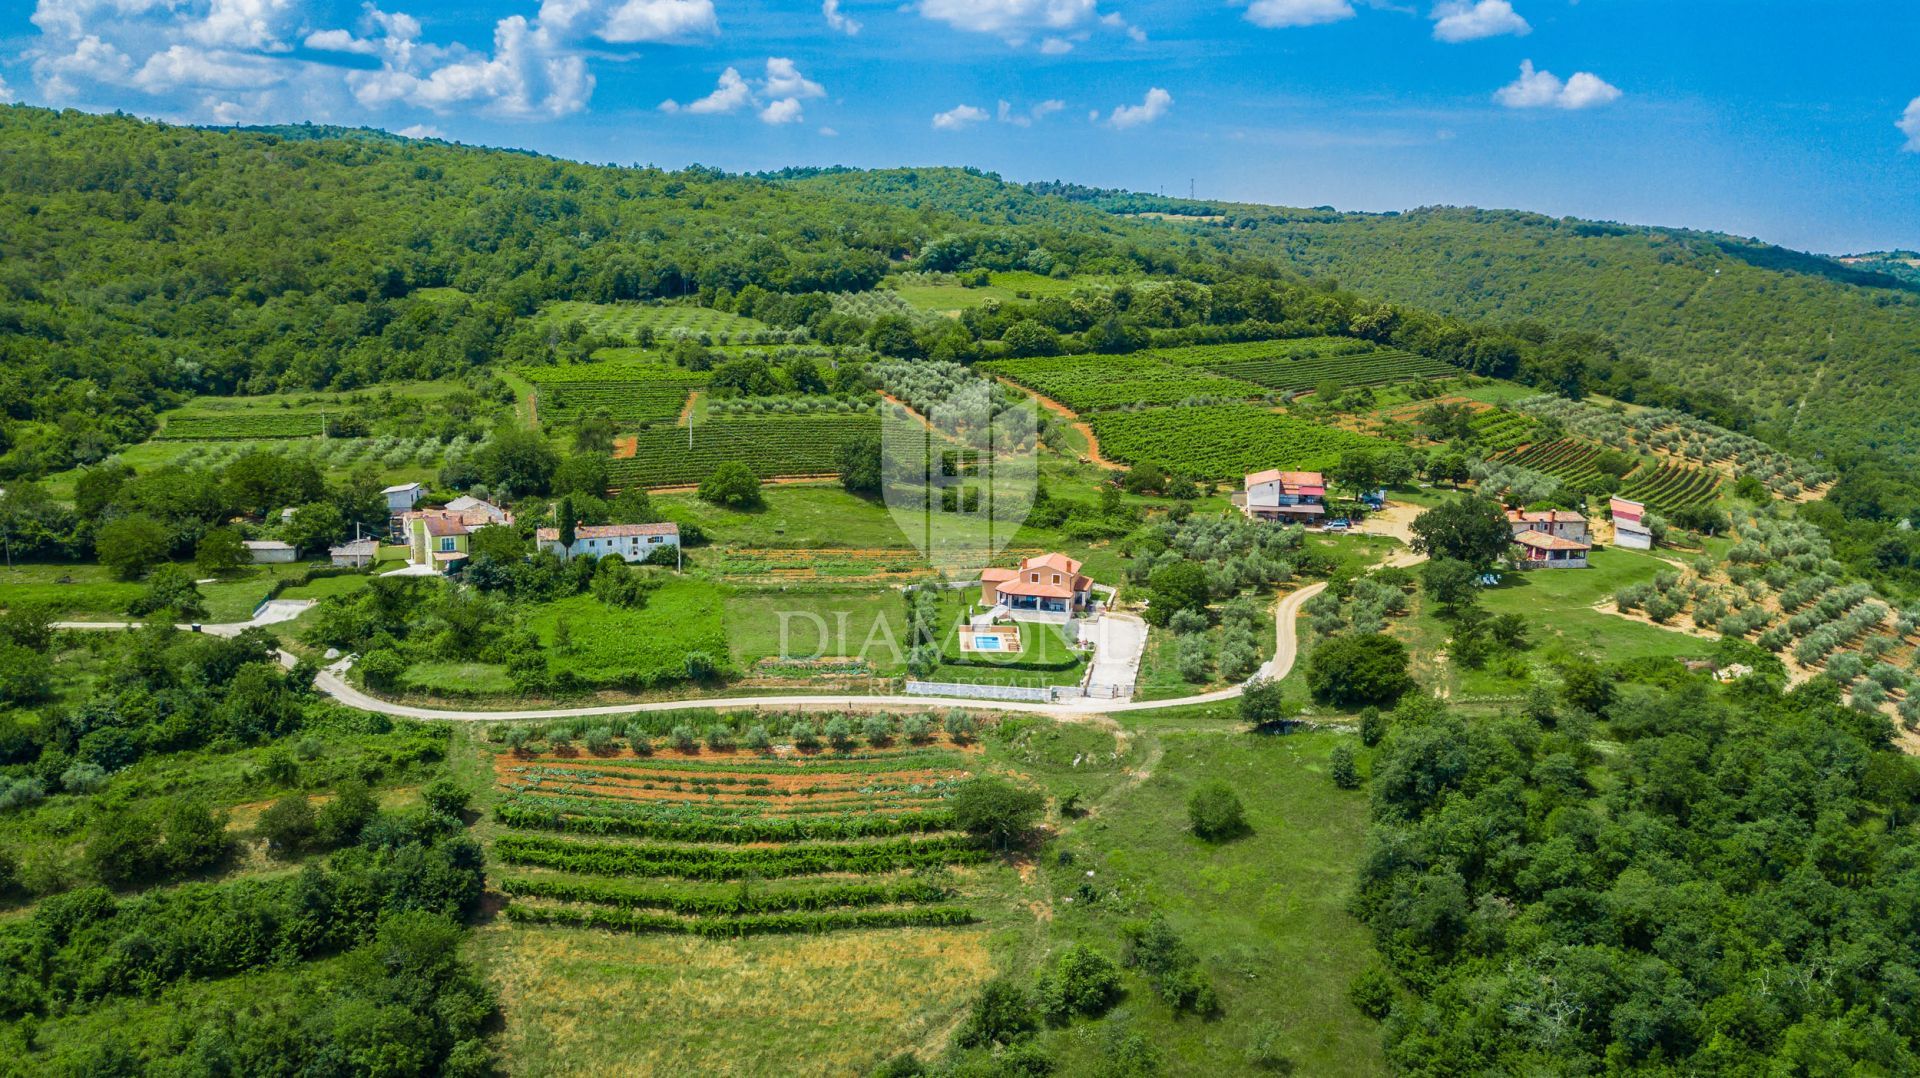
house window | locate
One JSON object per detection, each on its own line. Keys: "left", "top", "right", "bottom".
{"left": 1052, "top": 573, "right": 1061, "bottom": 584}
{"left": 439, "top": 538, "right": 456, "bottom": 552}
{"left": 648, "top": 536, "right": 661, "bottom": 544}
{"left": 1030, "top": 573, "right": 1039, "bottom": 582}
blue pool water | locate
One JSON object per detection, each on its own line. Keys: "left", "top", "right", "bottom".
{"left": 972, "top": 635, "right": 1010, "bottom": 652}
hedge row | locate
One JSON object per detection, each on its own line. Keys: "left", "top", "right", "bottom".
{"left": 493, "top": 833, "right": 989, "bottom": 880}
{"left": 503, "top": 902, "right": 978, "bottom": 937}
{"left": 493, "top": 802, "right": 957, "bottom": 842}
{"left": 506, "top": 751, "right": 970, "bottom": 776}
{"left": 499, "top": 875, "right": 954, "bottom": 915}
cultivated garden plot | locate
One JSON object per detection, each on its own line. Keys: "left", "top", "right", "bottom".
{"left": 1172, "top": 341, "right": 1455, "bottom": 395}
{"left": 485, "top": 719, "right": 994, "bottom": 938}
{"left": 1496, "top": 437, "right": 1723, "bottom": 513}
{"left": 158, "top": 412, "right": 329, "bottom": 439}
{"left": 1089, "top": 404, "right": 1389, "bottom": 479}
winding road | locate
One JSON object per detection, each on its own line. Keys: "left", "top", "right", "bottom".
{"left": 62, "top": 584, "right": 1328, "bottom": 724}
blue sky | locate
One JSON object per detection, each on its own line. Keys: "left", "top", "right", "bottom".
{"left": 6, "top": 0, "right": 1917, "bottom": 253}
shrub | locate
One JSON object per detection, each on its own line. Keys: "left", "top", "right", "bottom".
{"left": 951, "top": 777, "right": 1045, "bottom": 851}
{"left": 1349, "top": 965, "right": 1396, "bottom": 1019}
{"left": 1359, "top": 706, "right": 1387, "bottom": 747}
{"left": 60, "top": 762, "right": 109, "bottom": 795}
{"left": 901, "top": 715, "right": 931, "bottom": 743}
{"left": 1036, "top": 944, "right": 1124, "bottom": 1024}
{"left": 1307, "top": 633, "right": 1414, "bottom": 708}
{"left": 955, "top": 978, "right": 1038, "bottom": 1049}
{"left": 861, "top": 715, "right": 892, "bottom": 746}
{"left": 1188, "top": 780, "right": 1247, "bottom": 841}
{"left": 792, "top": 722, "right": 821, "bottom": 752}
{"left": 704, "top": 724, "right": 735, "bottom": 752}
{"left": 671, "top": 725, "right": 698, "bottom": 753}
{"left": 943, "top": 711, "right": 977, "bottom": 743}
{"left": 258, "top": 795, "right": 316, "bottom": 857}
{"left": 1330, "top": 744, "right": 1361, "bottom": 789}
{"left": 1244, "top": 1021, "right": 1295, "bottom": 1071}
{"left": 824, "top": 717, "right": 855, "bottom": 751}
{"left": 744, "top": 724, "right": 772, "bottom": 752}
{"left": 422, "top": 777, "right": 472, "bottom": 818}
{"left": 628, "top": 731, "right": 654, "bottom": 756}
{"left": 584, "top": 728, "right": 615, "bottom": 755}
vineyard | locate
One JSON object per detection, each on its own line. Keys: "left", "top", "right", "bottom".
{"left": 1202, "top": 349, "right": 1454, "bottom": 394}
{"left": 158, "top": 413, "right": 328, "bottom": 439}
{"left": 1514, "top": 395, "right": 1833, "bottom": 497}
{"left": 1617, "top": 462, "right": 1723, "bottom": 512}
{"left": 1467, "top": 410, "right": 1539, "bottom": 453}
{"left": 523, "top": 366, "right": 709, "bottom": 426}
{"left": 981, "top": 354, "right": 1263, "bottom": 412}
{"left": 1498, "top": 439, "right": 1606, "bottom": 489}
{"left": 537, "top": 300, "right": 786, "bottom": 342}
{"left": 603, "top": 414, "right": 878, "bottom": 489}
{"left": 1088, "top": 405, "right": 1389, "bottom": 479}
{"left": 487, "top": 721, "right": 994, "bottom": 938}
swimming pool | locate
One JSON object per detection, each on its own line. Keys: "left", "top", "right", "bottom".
{"left": 971, "top": 634, "right": 1011, "bottom": 652}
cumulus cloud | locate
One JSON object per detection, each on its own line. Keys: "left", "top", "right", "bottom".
{"left": 396, "top": 122, "right": 443, "bottom": 138}
{"left": 932, "top": 103, "right": 988, "bottom": 130}
{"left": 1901, "top": 96, "right": 1920, "bottom": 152}
{"left": 919, "top": 0, "right": 1136, "bottom": 49}
{"left": 998, "top": 98, "right": 1065, "bottom": 127}
{"left": 1430, "top": 0, "right": 1528, "bottom": 42}
{"left": 0, "top": 76, "right": 13, "bottom": 103}
{"left": 823, "top": 0, "right": 860, "bottom": 34}
{"left": 662, "top": 58, "right": 827, "bottom": 124}
{"left": 1241, "top": 0, "right": 1354, "bottom": 29}
{"left": 599, "top": 0, "right": 717, "bottom": 44}
{"left": 1105, "top": 86, "right": 1171, "bottom": 129}
{"left": 25, "top": 0, "right": 708, "bottom": 124}
{"left": 1495, "top": 60, "right": 1620, "bottom": 110}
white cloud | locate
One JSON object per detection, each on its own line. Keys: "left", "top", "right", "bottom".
{"left": 1241, "top": 0, "right": 1354, "bottom": 29}
{"left": 1495, "top": 59, "right": 1620, "bottom": 110}
{"left": 24, "top": 0, "right": 711, "bottom": 124}
{"left": 933, "top": 103, "right": 988, "bottom": 130}
{"left": 1430, "top": 0, "right": 1528, "bottom": 42}
{"left": 1105, "top": 86, "right": 1171, "bottom": 129}
{"left": 759, "top": 97, "right": 803, "bottom": 124}
{"left": 997, "top": 98, "right": 1065, "bottom": 127}
{"left": 1898, "top": 96, "right": 1920, "bottom": 152}
{"left": 664, "top": 58, "right": 827, "bottom": 123}
{"left": 762, "top": 57, "right": 824, "bottom": 100}
{"left": 0, "top": 76, "right": 13, "bottom": 102}
{"left": 396, "top": 122, "right": 442, "bottom": 138}
{"left": 599, "top": 0, "right": 717, "bottom": 44}
{"left": 919, "top": 0, "right": 1136, "bottom": 49}
{"left": 818, "top": 125, "right": 838, "bottom": 136}
{"left": 823, "top": 0, "right": 860, "bottom": 35}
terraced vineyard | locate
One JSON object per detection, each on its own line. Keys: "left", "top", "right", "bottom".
{"left": 537, "top": 300, "right": 787, "bottom": 341}
{"left": 1468, "top": 409, "right": 1539, "bottom": 452}
{"left": 489, "top": 729, "right": 991, "bottom": 938}
{"left": 1497, "top": 438, "right": 1606, "bottom": 488}
{"left": 604, "top": 413, "right": 878, "bottom": 489}
{"left": 1618, "top": 462, "right": 1723, "bottom": 512}
{"left": 1088, "top": 405, "right": 1388, "bottom": 479}
{"left": 980, "top": 354, "right": 1262, "bottom": 412}
{"left": 157, "top": 413, "right": 328, "bottom": 439}
{"left": 523, "top": 365, "right": 708, "bottom": 425}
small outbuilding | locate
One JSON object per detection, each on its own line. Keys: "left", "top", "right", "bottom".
{"left": 329, "top": 538, "right": 380, "bottom": 568}
{"left": 243, "top": 540, "right": 298, "bottom": 564}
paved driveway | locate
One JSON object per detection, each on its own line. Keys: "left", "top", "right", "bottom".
{"left": 1085, "top": 613, "right": 1147, "bottom": 697}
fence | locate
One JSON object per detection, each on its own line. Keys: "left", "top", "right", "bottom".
{"left": 905, "top": 681, "right": 1053, "bottom": 703}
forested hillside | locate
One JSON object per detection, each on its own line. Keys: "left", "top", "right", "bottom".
{"left": 1028, "top": 185, "right": 1920, "bottom": 469}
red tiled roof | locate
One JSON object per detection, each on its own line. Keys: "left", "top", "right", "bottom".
{"left": 1023, "top": 552, "right": 1082, "bottom": 576}
{"left": 1246, "top": 469, "right": 1325, "bottom": 492}
{"left": 421, "top": 517, "right": 469, "bottom": 538}
{"left": 1507, "top": 510, "right": 1587, "bottom": 524}
{"left": 1513, "top": 529, "right": 1591, "bottom": 551}
{"left": 994, "top": 579, "right": 1077, "bottom": 599}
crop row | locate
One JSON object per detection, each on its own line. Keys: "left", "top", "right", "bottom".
{"left": 1204, "top": 349, "right": 1454, "bottom": 394}
{"left": 505, "top": 748, "right": 970, "bottom": 775}
{"left": 980, "top": 354, "right": 1263, "bottom": 413}
{"left": 1468, "top": 411, "right": 1539, "bottom": 453}
{"left": 159, "top": 413, "right": 328, "bottom": 440}
{"left": 1088, "top": 405, "right": 1388, "bottom": 479}
{"left": 1151, "top": 337, "right": 1382, "bottom": 366}
{"left": 493, "top": 832, "right": 988, "bottom": 880}
{"left": 502, "top": 902, "right": 977, "bottom": 937}
{"left": 506, "top": 792, "right": 947, "bottom": 821}
{"left": 1618, "top": 463, "right": 1722, "bottom": 512}
{"left": 1499, "top": 439, "right": 1603, "bottom": 487}
{"left": 499, "top": 874, "right": 954, "bottom": 915}
{"left": 494, "top": 801, "right": 956, "bottom": 841}
{"left": 539, "top": 300, "right": 773, "bottom": 338}
{"left": 602, "top": 414, "right": 879, "bottom": 489}
{"left": 534, "top": 380, "right": 704, "bottom": 425}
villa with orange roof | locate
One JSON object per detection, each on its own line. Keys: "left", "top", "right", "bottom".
{"left": 980, "top": 553, "right": 1096, "bottom": 622}
{"left": 1507, "top": 509, "right": 1591, "bottom": 569}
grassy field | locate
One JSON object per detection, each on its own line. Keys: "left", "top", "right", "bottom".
{"left": 537, "top": 300, "right": 775, "bottom": 340}
{"left": 889, "top": 271, "right": 1106, "bottom": 312}
{"left": 1481, "top": 548, "right": 1712, "bottom": 663}
{"left": 725, "top": 586, "right": 910, "bottom": 673}
{"left": 525, "top": 577, "right": 731, "bottom": 688}
{"left": 0, "top": 561, "right": 312, "bottom": 622}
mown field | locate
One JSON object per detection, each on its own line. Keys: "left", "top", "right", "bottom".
{"left": 605, "top": 414, "right": 879, "bottom": 488}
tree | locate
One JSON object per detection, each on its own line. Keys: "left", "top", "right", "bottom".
{"left": 552, "top": 454, "right": 610, "bottom": 499}
{"left": 837, "top": 431, "right": 882, "bottom": 498}
{"left": 1330, "top": 744, "right": 1361, "bottom": 789}
{"left": 1428, "top": 452, "right": 1471, "bottom": 487}
{"left": 1002, "top": 319, "right": 1063, "bottom": 357}
{"left": 1239, "top": 676, "right": 1289, "bottom": 726}
{"left": 467, "top": 524, "right": 527, "bottom": 563}
{"left": 1331, "top": 450, "right": 1386, "bottom": 500}
{"left": 258, "top": 794, "right": 316, "bottom": 857}
{"left": 96, "top": 513, "right": 172, "bottom": 579}
{"left": 1410, "top": 495, "right": 1513, "bottom": 569}
{"left": 1147, "top": 561, "right": 1211, "bottom": 626}
{"left": 1188, "top": 781, "right": 1247, "bottom": 840}
{"left": 1420, "top": 557, "right": 1482, "bottom": 617}
{"left": 951, "top": 777, "right": 1045, "bottom": 851}
{"left": 573, "top": 410, "right": 617, "bottom": 454}
{"left": 1308, "top": 633, "right": 1415, "bottom": 708}
{"left": 315, "top": 779, "right": 378, "bottom": 847}
{"left": 128, "top": 565, "right": 207, "bottom": 619}
{"left": 194, "top": 527, "right": 248, "bottom": 575}
{"left": 1036, "top": 944, "right": 1123, "bottom": 1023}
{"left": 286, "top": 501, "right": 346, "bottom": 555}
{"left": 699, "top": 461, "right": 763, "bottom": 508}
{"left": 477, "top": 424, "right": 559, "bottom": 497}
